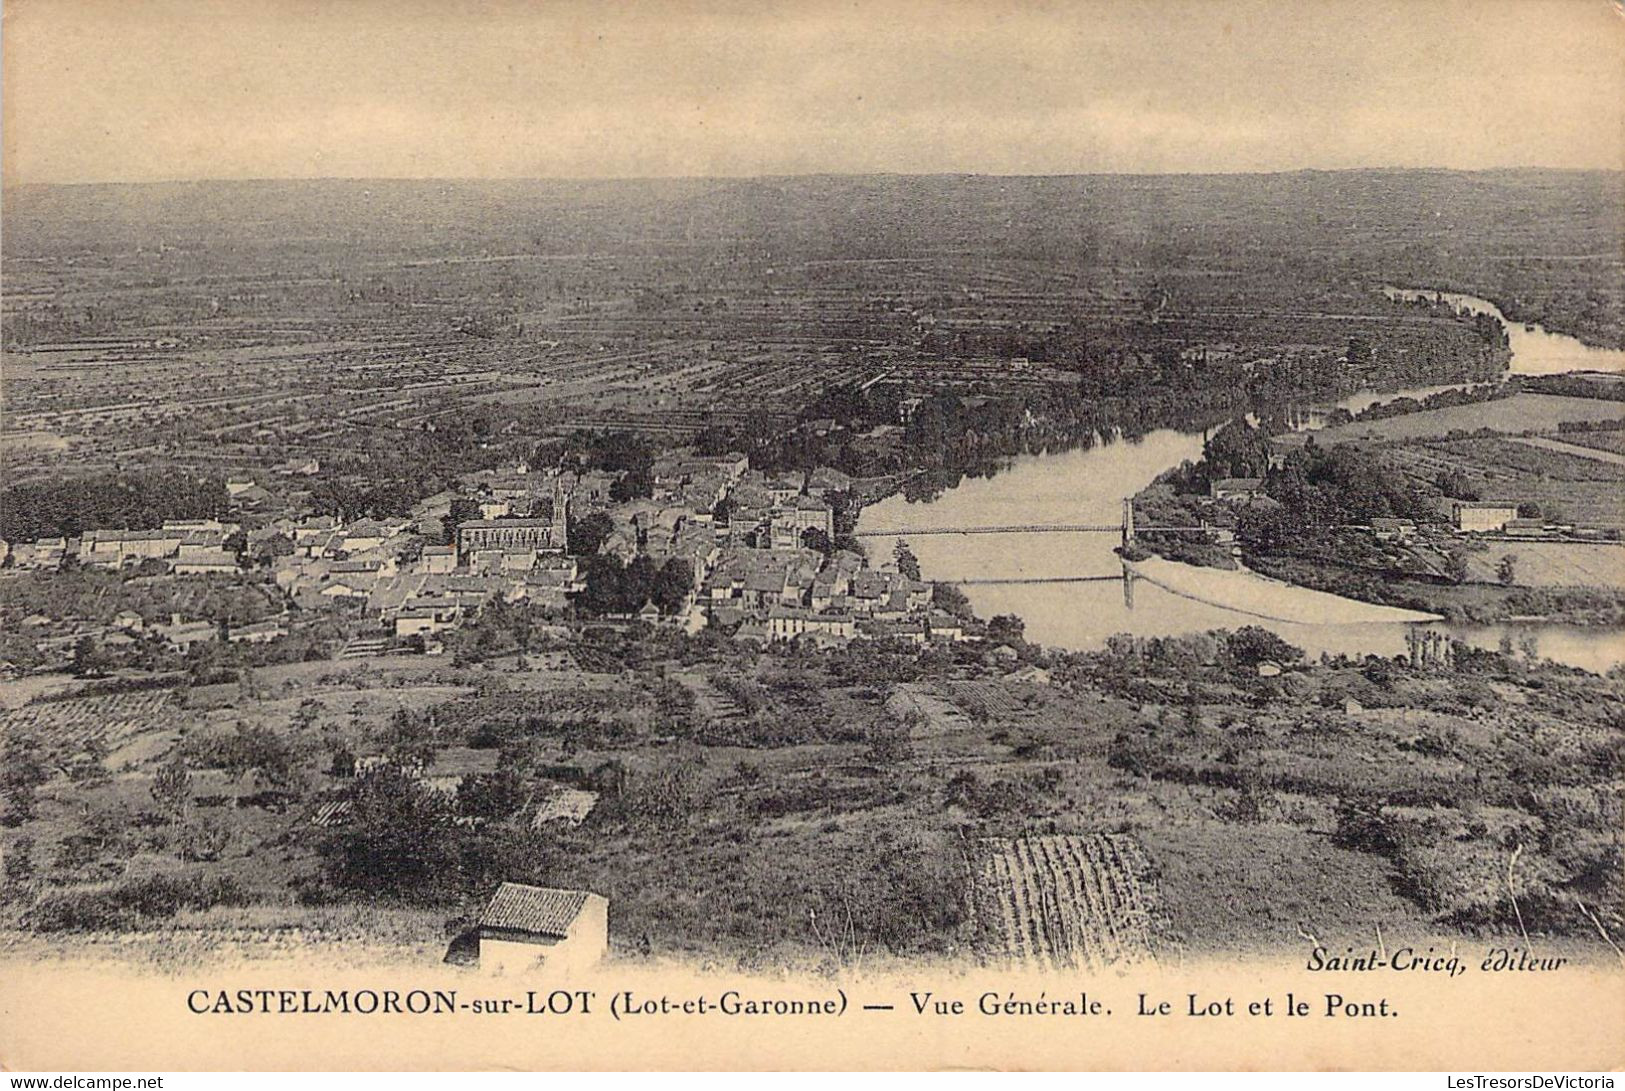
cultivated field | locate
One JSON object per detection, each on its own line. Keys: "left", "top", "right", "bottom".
{"left": 1316, "top": 394, "right": 1625, "bottom": 445}
{"left": 1465, "top": 541, "right": 1625, "bottom": 589}
{"left": 975, "top": 833, "right": 1155, "bottom": 971}
{"left": 1513, "top": 434, "right": 1625, "bottom": 466}
{"left": 1385, "top": 437, "right": 1625, "bottom": 528}
{"left": 1552, "top": 429, "right": 1625, "bottom": 457}
{"left": 1, "top": 690, "right": 174, "bottom": 756}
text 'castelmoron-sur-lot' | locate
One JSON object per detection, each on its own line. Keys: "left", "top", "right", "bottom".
{"left": 184, "top": 987, "right": 1405, "bottom": 1020}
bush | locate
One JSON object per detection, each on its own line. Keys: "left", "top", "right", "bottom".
{"left": 457, "top": 769, "right": 524, "bottom": 821}
{"left": 1331, "top": 795, "right": 1399, "bottom": 856}
{"left": 1392, "top": 841, "right": 1570, "bottom": 928}
{"left": 27, "top": 872, "right": 248, "bottom": 932}
{"left": 318, "top": 767, "right": 465, "bottom": 903}
{"left": 810, "top": 833, "right": 970, "bottom": 957}
{"left": 1108, "top": 729, "right": 1163, "bottom": 778}
{"left": 4, "top": 835, "right": 34, "bottom": 887}
{"left": 1219, "top": 769, "right": 1269, "bottom": 823}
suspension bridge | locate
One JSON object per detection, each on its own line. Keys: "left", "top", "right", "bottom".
{"left": 854, "top": 501, "right": 1217, "bottom": 591}
{"left": 854, "top": 500, "right": 1209, "bottom": 546}
{"left": 853, "top": 522, "right": 1131, "bottom": 537}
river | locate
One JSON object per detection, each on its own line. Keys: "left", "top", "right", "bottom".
{"left": 857, "top": 292, "right": 1625, "bottom": 673}
{"left": 1384, "top": 288, "right": 1625, "bottom": 376}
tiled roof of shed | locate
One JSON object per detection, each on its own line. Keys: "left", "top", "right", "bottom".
{"left": 479, "top": 882, "right": 591, "bottom": 938}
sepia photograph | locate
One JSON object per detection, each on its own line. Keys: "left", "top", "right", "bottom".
{"left": 1, "top": 0, "right": 1622, "bottom": 1077}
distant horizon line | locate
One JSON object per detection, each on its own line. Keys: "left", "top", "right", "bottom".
{"left": 8, "top": 164, "right": 1622, "bottom": 189}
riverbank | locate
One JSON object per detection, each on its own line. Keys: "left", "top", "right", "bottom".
{"left": 1125, "top": 555, "right": 1440, "bottom": 625}
{"left": 1243, "top": 552, "right": 1625, "bottom": 628}
{"left": 1122, "top": 292, "right": 1625, "bottom": 634}
{"left": 1126, "top": 482, "right": 1625, "bottom": 628}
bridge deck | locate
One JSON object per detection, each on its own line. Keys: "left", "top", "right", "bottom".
{"left": 854, "top": 523, "right": 1207, "bottom": 537}
{"left": 945, "top": 575, "right": 1126, "bottom": 585}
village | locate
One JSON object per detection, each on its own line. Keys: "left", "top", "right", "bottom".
{"left": 0, "top": 440, "right": 982, "bottom": 678}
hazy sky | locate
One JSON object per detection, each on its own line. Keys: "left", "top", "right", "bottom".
{"left": 4, "top": 0, "right": 1621, "bottom": 184}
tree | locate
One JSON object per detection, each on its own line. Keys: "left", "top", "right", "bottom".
{"left": 693, "top": 426, "right": 737, "bottom": 456}
{"left": 320, "top": 767, "right": 462, "bottom": 902}
{"left": 893, "top": 539, "right": 922, "bottom": 581}
{"left": 443, "top": 498, "right": 482, "bottom": 546}
{"left": 3, "top": 835, "right": 33, "bottom": 884}
{"left": 217, "top": 722, "right": 296, "bottom": 788}
{"left": 1331, "top": 794, "right": 1398, "bottom": 856}
{"left": 293, "top": 698, "right": 322, "bottom": 733}
{"left": 1497, "top": 553, "right": 1518, "bottom": 587}
{"left": 1445, "top": 547, "right": 1472, "bottom": 585}
{"left": 71, "top": 635, "right": 108, "bottom": 678}
{"left": 379, "top": 709, "right": 438, "bottom": 769}
{"left": 987, "top": 614, "right": 1026, "bottom": 644}
{"left": 800, "top": 527, "right": 833, "bottom": 555}
{"left": 1435, "top": 469, "right": 1480, "bottom": 501}
{"left": 0, "top": 730, "right": 48, "bottom": 827}
{"left": 609, "top": 467, "right": 654, "bottom": 502}
{"left": 567, "top": 511, "right": 616, "bottom": 557}
{"left": 1200, "top": 420, "right": 1272, "bottom": 483}
{"left": 651, "top": 558, "right": 694, "bottom": 615}
{"left": 577, "top": 553, "right": 627, "bottom": 616}
{"left": 178, "top": 816, "right": 231, "bottom": 862}
{"left": 149, "top": 752, "right": 192, "bottom": 822}
{"left": 0, "top": 469, "right": 227, "bottom": 541}
{"left": 457, "top": 768, "right": 524, "bottom": 821}
{"left": 329, "top": 745, "right": 357, "bottom": 779}
{"left": 931, "top": 582, "right": 975, "bottom": 620}
{"left": 619, "top": 745, "right": 705, "bottom": 825}
{"left": 623, "top": 554, "right": 660, "bottom": 610}
{"left": 252, "top": 532, "right": 295, "bottom": 566}
{"left": 1224, "top": 625, "right": 1303, "bottom": 670}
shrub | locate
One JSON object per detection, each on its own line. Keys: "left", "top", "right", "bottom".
{"left": 4, "top": 835, "right": 34, "bottom": 886}
{"left": 1392, "top": 840, "right": 1570, "bottom": 928}
{"left": 27, "top": 872, "right": 248, "bottom": 932}
{"left": 1331, "top": 795, "right": 1399, "bottom": 856}
{"left": 318, "top": 767, "right": 465, "bottom": 903}
{"left": 1219, "top": 769, "right": 1269, "bottom": 824}
{"left": 1108, "top": 729, "right": 1162, "bottom": 778}
{"left": 457, "top": 769, "right": 524, "bottom": 821}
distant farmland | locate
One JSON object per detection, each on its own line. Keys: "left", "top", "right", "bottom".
{"left": 1464, "top": 541, "right": 1625, "bottom": 589}
{"left": 1315, "top": 393, "right": 1625, "bottom": 445}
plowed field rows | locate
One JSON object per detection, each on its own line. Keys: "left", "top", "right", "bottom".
{"left": 975, "top": 833, "right": 1155, "bottom": 970}
{"left": 1, "top": 690, "right": 173, "bottom": 751}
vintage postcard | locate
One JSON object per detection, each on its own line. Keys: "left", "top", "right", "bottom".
{"left": 1, "top": 0, "right": 1622, "bottom": 1074}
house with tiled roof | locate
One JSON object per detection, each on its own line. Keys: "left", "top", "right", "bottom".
{"left": 78, "top": 528, "right": 185, "bottom": 566}
{"left": 767, "top": 605, "right": 855, "bottom": 642}
{"left": 768, "top": 471, "right": 806, "bottom": 504}
{"left": 227, "top": 619, "right": 287, "bottom": 645}
{"left": 1210, "top": 477, "right": 1264, "bottom": 502}
{"left": 475, "top": 882, "right": 608, "bottom": 975}
{"left": 173, "top": 549, "right": 240, "bottom": 576}
{"left": 420, "top": 544, "right": 456, "bottom": 574}
{"left": 857, "top": 617, "right": 928, "bottom": 645}
{"left": 742, "top": 567, "right": 789, "bottom": 609}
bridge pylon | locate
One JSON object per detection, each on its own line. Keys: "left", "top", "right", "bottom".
{"left": 1122, "top": 498, "right": 1136, "bottom": 546}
